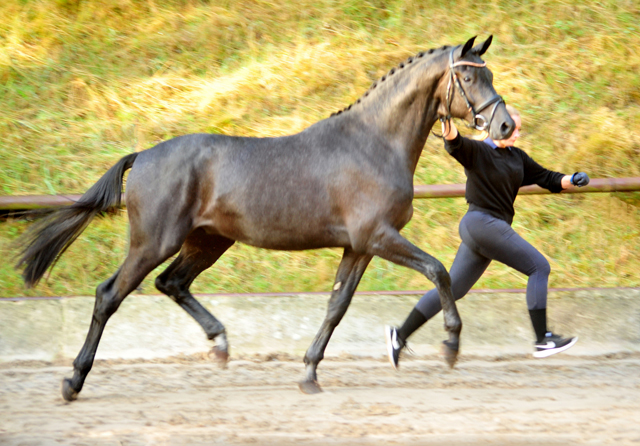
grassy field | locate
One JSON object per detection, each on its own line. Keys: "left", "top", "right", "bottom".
{"left": 1, "top": 0, "right": 638, "bottom": 297}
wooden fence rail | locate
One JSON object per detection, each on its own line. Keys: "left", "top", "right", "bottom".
{"left": 1, "top": 177, "right": 639, "bottom": 211}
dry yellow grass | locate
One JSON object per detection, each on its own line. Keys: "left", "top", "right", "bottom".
{"left": 0, "top": 0, "right": 638, "bottom": 296}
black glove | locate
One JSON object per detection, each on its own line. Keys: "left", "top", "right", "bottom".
{"left": 571, "top": 172, "right": 590, "bottom": 187}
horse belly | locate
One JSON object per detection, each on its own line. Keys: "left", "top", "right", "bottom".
{"left": 198, "top": 191, "right": 351, "bottom": 250}
{"left": 245, "top": 223, "right": 350, "bottom": 251}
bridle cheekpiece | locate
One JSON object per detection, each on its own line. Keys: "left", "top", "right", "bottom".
{"left": 441, "top": 47, "right": 504, "bottom": 133}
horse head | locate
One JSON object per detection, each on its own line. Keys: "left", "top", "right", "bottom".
{"left": 438, "top": 35, "right": 515, "bottom": 141}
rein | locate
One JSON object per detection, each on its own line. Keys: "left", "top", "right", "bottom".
{"left": 435, "top": 47, "right": 504, "bottom": 138}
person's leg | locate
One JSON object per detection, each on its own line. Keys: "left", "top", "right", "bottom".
{"left": 458, "top": 213, "right": 577, "bottom": 356}
{"left": 388, "top": 210, "right": 575, "bottom": 366}
{"left": 459, "top": 215, "right": 550, "bottom": 341}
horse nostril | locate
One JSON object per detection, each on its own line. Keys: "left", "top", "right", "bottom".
{"left": 500, "top": 121, "right": 514, "bottom": 139}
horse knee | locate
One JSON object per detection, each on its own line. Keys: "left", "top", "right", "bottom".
{"left": 426, "top": 260, "right": 451, "bottom": 289}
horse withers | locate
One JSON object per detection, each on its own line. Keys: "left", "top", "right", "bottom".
{"left": 16, "top": 36, "right": 514, "bottom": 400}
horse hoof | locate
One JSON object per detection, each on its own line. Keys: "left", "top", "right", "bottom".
{"left": 298, "top": 380, "right": 323, "bottom": 395}
{"left": 442, "top": 340, "right": 459, "bottom": 369}
{"left": 61, "top": 378, "right": 78, "bottom": 402}
{"left": 209, "top": 346, "right": 229, "bottom": 368}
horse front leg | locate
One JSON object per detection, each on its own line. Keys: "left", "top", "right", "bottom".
{"left": 299, "top": 248, "right": 372, "bottom": 394}
{"left": 369, "top": 226, "right": 462, "bottom": 367}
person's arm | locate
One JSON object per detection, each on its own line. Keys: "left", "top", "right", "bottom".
{"left": 520, "top": 151, "right": 564, "bottom": 192}
{"left": 521, "top": 152, "right": 590, "bottom": 192}
{"left": 440, "top": 119, "right": 477, "bottom": 168}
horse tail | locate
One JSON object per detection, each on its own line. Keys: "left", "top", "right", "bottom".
{"left": 16, "top": 152, "right": 139, "bottom": 288}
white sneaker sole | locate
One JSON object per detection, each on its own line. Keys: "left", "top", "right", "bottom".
{"left": 384, "top": 325, "right": 398, "bottom": 370}
{"left": 533, "top": 336, "right": 578, "bottom": 358}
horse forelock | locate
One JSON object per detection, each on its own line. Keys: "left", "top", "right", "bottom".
{"left": 330, "top": 46, "right": 451, "bottom": 117}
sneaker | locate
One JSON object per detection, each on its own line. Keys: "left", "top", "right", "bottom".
{"left": 533, "top": 332, "right": 578, "bottom": 358}
{"left": 385, "top": 325, "right": 404, "bottom": 369}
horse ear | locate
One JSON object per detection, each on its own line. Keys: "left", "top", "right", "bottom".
{"left": 472, "top": 35, "right": 493, "bottom": 56}
{"left": 460, "top": 36, "right": 477, "bottom": 58}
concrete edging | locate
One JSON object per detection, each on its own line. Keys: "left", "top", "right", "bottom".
{"left": 1, "top": 289, "right": 638, "bottom": 362}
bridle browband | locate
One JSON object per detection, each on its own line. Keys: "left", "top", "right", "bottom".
{"left": 438, "top": 46, "right": 505, "bottom": 136}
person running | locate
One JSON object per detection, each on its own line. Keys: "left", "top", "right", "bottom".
{"left": 385, "top": 105, "right": 590, "bottom": 368}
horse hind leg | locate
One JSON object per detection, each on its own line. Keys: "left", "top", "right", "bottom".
{"left": 155, "top": 229, "right": 235, "bottom": 365}
{"left": 61, "top": 242, "right": 181, "bottom": 402}
{"left": 299, "top": 248, "right": 372, "bottom": 394}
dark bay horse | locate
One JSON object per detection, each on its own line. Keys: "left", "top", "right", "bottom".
{"left": 16, "top": 36, "right": 514, "bottom": 399}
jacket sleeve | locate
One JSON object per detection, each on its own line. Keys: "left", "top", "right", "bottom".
{"left": 520, "top": 150, "right": 565, "bottom": 193}
{"left": 444, "top": 133, "right": 477, "bottom": 169}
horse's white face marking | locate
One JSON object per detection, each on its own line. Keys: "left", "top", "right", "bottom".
{"left": 333, "top": 281, "right": 342, "bottom": 291}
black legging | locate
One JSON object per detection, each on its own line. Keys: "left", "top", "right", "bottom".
{"left": 415, "top": 210, "right": 550, "bottom": 320}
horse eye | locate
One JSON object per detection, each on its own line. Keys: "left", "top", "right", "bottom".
{"left": 464, "top": 77, "right": 471, "bottom": 82}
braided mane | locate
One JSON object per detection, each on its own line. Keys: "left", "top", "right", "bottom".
{"left": 330, "top": 45, "right": 451, "bottom": 117}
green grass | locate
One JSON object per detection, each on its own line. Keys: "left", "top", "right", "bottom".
{"left": 1, "top": 0, "right": 639, "bottom": 297}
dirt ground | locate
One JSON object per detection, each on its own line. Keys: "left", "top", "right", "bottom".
{"left": 1, "top": 353, "right": 639, "bottom": 446}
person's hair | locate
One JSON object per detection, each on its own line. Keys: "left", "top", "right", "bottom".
{"left": 474, "top": 104, "right": 520, "bottom": 140}
{"left": 505, "top": 104, "right": 520, "bottom": 119}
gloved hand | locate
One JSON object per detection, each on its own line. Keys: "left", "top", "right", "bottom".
{"left": 571, "top": 172, "right": 590, "bottom": 187}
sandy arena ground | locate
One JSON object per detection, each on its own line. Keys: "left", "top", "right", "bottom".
{"left": 1, "top": 353, "right": 639, "bottom": 446}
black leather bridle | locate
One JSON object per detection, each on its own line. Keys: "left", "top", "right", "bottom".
{"left": 439, "top": 47, "right": 505, "bottom": 134}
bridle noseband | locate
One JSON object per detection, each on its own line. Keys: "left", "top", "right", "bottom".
{"left": 440, "top": 47, "right": 504, "bottom": 134}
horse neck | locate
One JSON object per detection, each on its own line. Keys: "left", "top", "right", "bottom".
{"left": 334, "top": 51, "right": 449, "bottom": 173}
